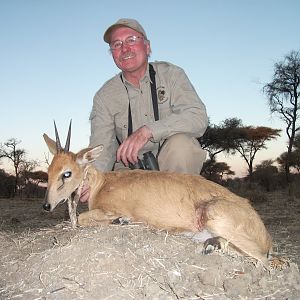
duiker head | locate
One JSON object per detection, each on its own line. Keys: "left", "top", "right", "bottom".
{"left": 43, "top": 121, "right": 103, "bottom": 211}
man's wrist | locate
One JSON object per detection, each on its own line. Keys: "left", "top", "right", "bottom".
{"left": 142, "top": 125, "right": 153, "bottom": 140}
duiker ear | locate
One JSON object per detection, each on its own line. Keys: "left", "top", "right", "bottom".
{"left": 43, "top": 134, "right": 57, "bottom": 155}
{"left": 76, "top": 145, "right": 104, "bottom": 166}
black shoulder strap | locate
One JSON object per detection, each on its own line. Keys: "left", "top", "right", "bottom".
{"left": 121, "top": 64, "right": 159, "bottom": 138}
{"left": 120, "top": 74, "right": 133, "bottom": 138}
{"left": 149, "top": 63, "right": 159, "bottom": 122}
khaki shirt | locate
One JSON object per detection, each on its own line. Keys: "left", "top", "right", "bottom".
{"left": 89, "top": 61, "right": 208, "bottom": 171}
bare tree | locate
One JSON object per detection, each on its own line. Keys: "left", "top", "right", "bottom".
{"left": 19, "top": 159, "right": 39, "bottom": 187}
{"left": 0, "top": 168, "right": 15, "bottom": 198}
{"left": 21, "top": 169, "right": 48, "bottom": 198}
{"left": 0, "top": 138, "right": 27, "bottom": 196}
{"left": 44, "top": 151, "right": 51, "bottom": 167}
{"left": 277, "top": 131, "right": 300, "bottom": 173}
{"left": 263, "top": 50, "right": 300, "bottom": 182}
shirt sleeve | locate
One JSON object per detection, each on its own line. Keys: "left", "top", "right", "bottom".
{"left": 89, "top": 92, "right": 118, "bottom": 171}
{"left": 146, "top": 66, "right": 208, "bottom": 142}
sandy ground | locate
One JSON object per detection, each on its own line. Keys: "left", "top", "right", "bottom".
{"left": 0, "top": 192, "right": 300, "bottom": 300}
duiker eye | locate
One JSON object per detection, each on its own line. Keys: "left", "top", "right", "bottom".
{"left": 63, "top": 171, "right": 72, "bottom": 179}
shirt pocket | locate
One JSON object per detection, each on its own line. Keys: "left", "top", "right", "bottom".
{"left": 114, "top": 111, "right": 128, "bottom": 141}
{"left": 158, "top": 96, "right": 172, "bottom": 119}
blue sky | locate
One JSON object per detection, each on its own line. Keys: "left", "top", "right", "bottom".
{"left": 0, "top": 0, "right": 299, "bottom": 176}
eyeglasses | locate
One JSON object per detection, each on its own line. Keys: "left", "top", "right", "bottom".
{"left": 109, "top": 35, "right": 145, "bottom": 50}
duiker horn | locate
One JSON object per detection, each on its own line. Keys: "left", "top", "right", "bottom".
{"left": 54, "top": 121, "right": 63, "bottom": 152}
{"left": 64, "top": 120, "right": 72, "bottom": 152}
{"left": 53, "top": 120, "right": 72, "bottom": 153}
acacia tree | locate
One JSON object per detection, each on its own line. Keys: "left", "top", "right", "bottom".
{"left": 201, "top": 158, "right": 235, "bottom": 183}
{"left": 277, "top": 151, "right": 300, "bottom": 173}
{"left": 200, "top": 118, "right": 280, "bottom": 179}
{"left": 252, "top": 160, "right": 278, "bottom": 192}
{"left": 199, "top": 118, "right": 243, "bottom": 160}
{"left": 263, "top": 50, "right": 300, "bottom": 182}
{"left": 199, "top": 118, "right": 241, "bottom": 178}
{"left": 234, "top": 126, "right": 281, "bottom": 180}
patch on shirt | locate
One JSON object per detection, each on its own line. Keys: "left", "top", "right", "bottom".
{"left": 157, "top": 86, "right": 169, "bottom": 104}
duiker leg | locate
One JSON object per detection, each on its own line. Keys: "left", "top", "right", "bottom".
{"left": 78, "top": 209, "right": 121, "bottom": 227}
{"left": 203, "top": 199, "right": 272, "bottom": 266}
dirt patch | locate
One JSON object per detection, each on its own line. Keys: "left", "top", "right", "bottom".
{"left": 0, "top": 194, "right": 300, "bottom": 299}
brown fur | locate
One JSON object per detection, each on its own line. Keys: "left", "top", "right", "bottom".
{"left": 43, "top": 135, "right": 272, "bottom": 266}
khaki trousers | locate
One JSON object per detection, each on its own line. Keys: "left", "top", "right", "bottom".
{"left": 114, "top": 134, "right": 207, "bottom": 175}
{"left": 158, "top": 134, "right": 207, "bottom": 175}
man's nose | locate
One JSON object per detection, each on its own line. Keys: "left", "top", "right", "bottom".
{"left": 120, "top": 43, "right": 130, "bottom": 51}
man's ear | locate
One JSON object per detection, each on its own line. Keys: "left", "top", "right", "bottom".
{"left": 43, "top": 134, "right": 57, "bottom": 155}
{"left": 146, "top": 40, "right": 151, "bottom": 57}
{"left": 76, "top": 145, "right": 104, "bottom": 166}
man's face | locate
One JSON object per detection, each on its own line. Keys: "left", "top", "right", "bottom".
{"left": 110, "top": 27, "right": 151, "bottom": 74}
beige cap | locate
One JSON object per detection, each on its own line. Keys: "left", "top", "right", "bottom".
{"left": 103, "top": 18, "right": 147, "bottom": 43}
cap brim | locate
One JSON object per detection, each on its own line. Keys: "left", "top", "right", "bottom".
{"left": 103, "top": 24, "right": 124, "bottom": 43}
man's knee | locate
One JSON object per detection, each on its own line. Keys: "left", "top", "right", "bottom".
{"left": 158, "top": 134, "right": 207, "bottom": 174}
{"left": 160, "top": 134, "right": 204, "bottom": 157}
{"left": 163, "top": 134, "right": 195, "bottom": 149}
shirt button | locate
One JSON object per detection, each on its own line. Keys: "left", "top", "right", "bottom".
{"left": 123, "top": 125, "right": 127, "bottom": 128}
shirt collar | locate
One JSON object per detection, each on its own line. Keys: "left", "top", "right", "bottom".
{"left": 121, "top": 64, "right": 151, "bottom": 87}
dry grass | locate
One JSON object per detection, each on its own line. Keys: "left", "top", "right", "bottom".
{"left": 0, "top": 194, "right": 300, "bottom": 299}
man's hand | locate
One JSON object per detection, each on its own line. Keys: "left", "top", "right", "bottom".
{"left": 117, "top": 125, "right": 153, "bottom": 167}
{"left": 80, "top": 184, "right": 90, "bottom": 203}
